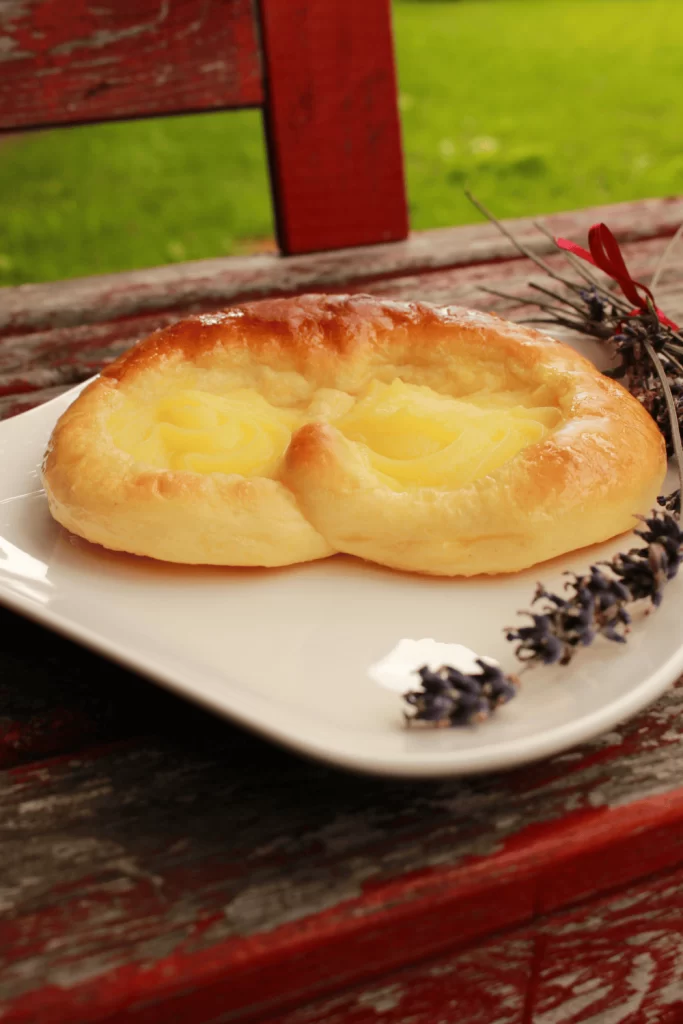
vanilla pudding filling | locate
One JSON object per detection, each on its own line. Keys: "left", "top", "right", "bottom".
{"left": 108, "top": 373, "right": 564, "bottom": 489}
{"left": 334, "top": 379, "right": 562, "bottom": 489}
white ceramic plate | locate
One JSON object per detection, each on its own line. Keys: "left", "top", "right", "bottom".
{"left": 1, "top": 379, "right": 681, "bottom": 778}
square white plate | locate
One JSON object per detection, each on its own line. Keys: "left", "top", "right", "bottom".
{"left": 1, "top": 382, "right": 682, "bottom": 778}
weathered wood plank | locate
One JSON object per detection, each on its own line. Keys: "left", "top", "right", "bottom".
{"left": 3, "top": 677, "right": 683, "bottom": 1022}
{"left": 531, "top": 870, "right": 683, "bottom": 1023}
{"left": 259, "top": 0, "right": 408, "bottom": 254}
{"left": 269, "top": 936, "right": 532, "bottom": 1024}
{"left": 1, "top": 197, "right": 681, "bottom": 335}
{"left": 0, "top": 232, "right": 679, "bottom": 413}
{"left": 277, "top": 868, "right": 683, "bottom": 1024}
{"left": 0, "top": 0, "right": 263, "bottom": 132}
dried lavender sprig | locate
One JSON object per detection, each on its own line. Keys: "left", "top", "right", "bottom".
{"left": 521, "top": 288, "right": 638, "bottom": 342}
{"left": 505, "top": 507, "right": 683, "bottom": 667}
{"left": 464, "top": 191, "right": 598, "bottom": 299}
{"left": 663, "top": 349, "right": 683, "bottom": 375}
{"left": 475, "top": 206, "right": 642, "bottom": 342}
{"left": 528, "top": 281, "right": 589, "bottom": 316}
{"left": 659, "top": 490, "right": 680, "bottom": 515}
{"left": 470, "top": 193, "right": 682, "bottom": 349}
{"left": 466, "top": 192, "right": 634, "bottom": 317}
{"left": 642, "top": 328, "right": 683, "bottom": 502}
{"left": 470, "top": 193, "right": 683, "bottom": 462}
{"left": 404, "top": 661, "right": 519, "bottom": 727}
{"left": 524, "top": 315, "right": 612, "bottom": 337}
{"left": 480, "top": 284, "right": 551, "bottom": 307}
{"left": 532, "top": 219, "right": 683, "bottom": 354}
{"left": 405, "top": 501, "right": 683, "bottom": 726}
{"left": 479, "top": 284, "right": 615, "bottom": 338}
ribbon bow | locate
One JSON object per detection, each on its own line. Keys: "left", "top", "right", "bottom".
{"left": 555, "top": 223, "right": 678, "bottom": 331}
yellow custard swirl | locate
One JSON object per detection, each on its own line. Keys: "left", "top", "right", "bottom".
{"left": 335, "top": 379, "right": 562, "bottom": 488}
{"left": 109, "top": 379, "right": 562, "bottom": 486}
{"left": 111, "top": 389, "right": 302, "bottom": 476}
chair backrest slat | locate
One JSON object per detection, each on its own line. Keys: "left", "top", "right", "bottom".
{"left": 0, "top": 0, "right": 263, "bottom": 132}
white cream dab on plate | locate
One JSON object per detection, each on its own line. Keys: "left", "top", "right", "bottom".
{"left": 368, "top": 638, "right": 499, "bottom": 695}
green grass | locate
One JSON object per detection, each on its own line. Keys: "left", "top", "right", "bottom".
{"left": 0, "top": 110, "right": 274, "bottom": 284}
{"left": 395, "top": 0, "right": 683, "bottom": 230}
{"left": 2, "top": 0, "right": 683, "bottom": 285}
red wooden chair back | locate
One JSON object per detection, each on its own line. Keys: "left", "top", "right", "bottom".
{"left": 0, "top": 0, "right": 408, "bottom": 256}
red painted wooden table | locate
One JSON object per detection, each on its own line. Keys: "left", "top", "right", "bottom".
{"left": 2, "top": 198, "right": 683, "bottom": 1024}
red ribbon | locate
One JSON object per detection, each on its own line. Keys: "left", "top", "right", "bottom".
{"left": 555, "top": 223, "right": 679, "bottom": 330}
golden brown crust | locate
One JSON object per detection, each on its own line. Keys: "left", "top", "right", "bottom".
{"left": 42, "top": 294, "right": 667, "bottom": 574}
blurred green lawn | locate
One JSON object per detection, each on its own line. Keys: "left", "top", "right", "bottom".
{"left": 1, "top": 0, "right": 683, "bottom": 285}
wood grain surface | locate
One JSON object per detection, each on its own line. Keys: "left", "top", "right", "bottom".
{"left": 270, "top": 869, "right": 683, "bottom": 1024}
{"left": 3, "top": 670, "right": 683, "bottom": 1021}
{"left": 269, "top": 934, "right": 534, "bottom": 1024}
{"left": 0, "top": 0, "right": 263, "bottom": 132}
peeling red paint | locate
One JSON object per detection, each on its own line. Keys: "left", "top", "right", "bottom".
{"left": 0, "top": 0, "right": 263, "bottom": 130}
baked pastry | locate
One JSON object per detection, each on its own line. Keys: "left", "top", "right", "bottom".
{"left": 42, "top": 294, "right": 666, "bottom": 575}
